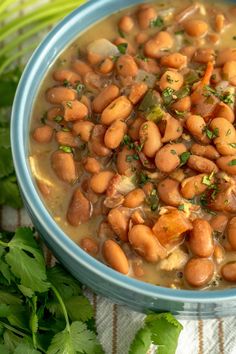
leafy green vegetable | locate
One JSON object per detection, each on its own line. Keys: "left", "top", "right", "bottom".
{"left": 139, "top": 90, "right": 161, "bottom": 113}
{"left": 0, "top": 67, "right": 22, "bottom": 108}
{"left": 150, "top": 16, "right": 164, "bottom": 28}
{"left": 117, "top": 43, "right": 128, "bottom": 54}
{"left": 228, "top": 159, "right": 236, "bottom": 166}
{"left": 59, "top": 145, "right": 73, "bottom": 153}
{"left": 146, "top": 104, "right": 165, "bottom": 123}
{"left": 179, "top": 152, "right": 191, "bottom": 166}
{"left": 128, "top": 326, "right": 152, "bottom": 354}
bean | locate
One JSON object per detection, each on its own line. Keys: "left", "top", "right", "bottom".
{"left": 180, "top": 46, "right": 196, "bottom": 60}
{"left": 53, "top": 69, "right": 81, "bottom": 85}
{"left": 98, "top": 58, "right": 114, "bottom": 74}
{"left": 210, "top": 214, "right": 228, "bottom": 233}
{"left": 36, "top": 179, "right": 51, "bottom": 197}
{"left": 160, "top": 53, "right": 187, "bottom": 69}
{"left": 114, "top": 37, "right": 135, "bottom": 55}
{"left": 215, "top": 13, "right": 225, "bottom": 33}
{"left": 159, "top": 70, "right": 184, "bottom": 91}
{"left": 144, "top": 31, "right": 173, "bottom": 58}
{"left": 185, "top": 115, "right": 210, "bottom": 144}
{"left": 215, "top": 102, "right": 234, "bottom": 123}
{"left": 128, "top": 115, "right": 145, "bottom": 140}
{"left": 135, "top": 32, "right": 149, "bottom": 45}
{"left": 107, "top": 207, "right": 130, "bottom": 241}
{"left": 128, "top": 82, "right": 148, "bottom": 104}
{"left": 89, "top": 124, "right": 111, "bottom": 157}
{"left": 135, "top": 57, "right": 160, "bottom": 74}
{"left": 157, "top": 178, "right": 182, "bottom": 206}
{"left": 104, "top": 120, "right": 127, "bottom": 149}
{"left": 213, "top": 244, "right": 225, "bottom": 264}
{"left": 56, "top": 131, "right": 77, "bottom": 147}
{"left": 180, "top": 174, "right": 209, "bottom": 199}
{"left": 161, "top": 115, "right": 183, "bottom": 143}
{"left": 216, "top": 155, "right": 236, "bottom": 175}
{"left": 90, "top": 171, "right": 115, "bottom": 194}
{"left": 116, "top": 54, "right": 138, "bottom": 78}
{"left": 184, "top": 258, "right": 214, "bottom": 287}
{"left": 128, "top": 225, "right": 167, "bottom": 262}
{"left": 139, "top": 121, "right": 162, "bottom": 158}
{"left": 84, "top": 71, "right": 102, "bottom": 90}
{"left": 221, "top": 262, "right": 236, "bottom": 282}
{"left": 46, "top": 86, "right": 76, "bottom": 104}
{"left": 101, "top": 96, "right": 133, "bottom": 125}
{"left": 80, "top": 237, "right": 98, "bottom": 255}
{"left": 87, "top": 51, "right": 102, "bottom": 65}
{"left": 155, "top": 143, "right": 187, "bottom": 173}
{"left": 32, "top": 125, "right": 53, "bottom": 143}
{"left": 80, "top": 95, "right": 92, "bottom": 113}
{"left": 123, "top": 188, "right": 145, "bottom": 208}
{"left": 47, "top": 106, "right": 64, "bottom": 121}
{"left": 116, "top": 146, "right": 141, "bottom": 177}
{"left": 190, "top": 144, "right": 220, "bottom": 160}
{"left": 72, "top": 59, "right": 92, "bottom": 76}
{"left": 222, "top": 60, "right": 236, "bottom": 85}
{"left": 103, "top": 239, "right": 129, "bottom": 274}
{"left": 67, "top": 188, "right": 91, "bottom": 226}
{"left": 62, "top": 100, "right": 88, "bottom": 121}
{"left": 72, "top": 121, "right": 94, "bottom": 142}
{"left": 183, "top": 19, "right": 208, "bottom": 37}
{"left": 210, "top": 117, "right": 236, "bottom": 154}
{"left": 92, "top": 85, "right": 120, "bottom": 113}
{"left": 193, "top": 48, "right": 215, "bottom": 63}
{"left": 189, "top": 219, "right": 214, "bottom": 257}
{"left": 137, "top": 6, "right": 157, "bottom": 29}
{"left": 119, "top": 15, "right": 134, "bottom": 33}
{"left": 216, "top": 48, "right": 236, "bottom": 66}
{"left": 227, "top": 217, "right": 236, "bottom": 250}
{"left": 83, "top": 157, "right": 101, "bottom": 174}
{"left": 51, "top": 150, "right": 77, "bottom": 183}
{"left": 131, "top": 210, "right": 145, "bottom": 224}
{"left": 133, "top": 262, "right": 144, "bottom": 277}
{"left": 187, "top": 155, "right": 218, "bottom": 173}
{"left": 171, "top": 96, "right": 191, "bottom": 112}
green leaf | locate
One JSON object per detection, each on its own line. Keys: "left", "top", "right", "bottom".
{"left": 0, "top": 67, "right": 22, "bottom": 108}
{"left": 129, "top": 326, "right": 152, "bottom": 354}
{"left": 116, "top": 43, "right": 128, "bottom": 54}
{"left": 0, "top": 127, "right": 10, "bottom": 148}
{"left": 47, "top": 327, "right": 73, "bottom": 354}
{"left": 150, "top": 16, "right": 164, "bottom": 28}
{"left": 5, "top": 228, "right": 49, "bottom": 293}
{"left": 228, "top": 159, "right": 236, "bottom": 166}
{"left": 179, "top": 152, "right": 190, "bottom": 166}
{"left": 13, "top": 342, "right": 41, "bottom": 354}
{"left": 0, "top": 147, "right": 14, "bottom": 178}
{"left": 0, "top": 304, "right": 11, "bottom": 318}
{"left": 0, "top": 344, "right": 10, "bottom": 354}
{"left": 0, "top": 175, "right": 23, "bottom": 209}
{"left": 3, "top": 330, "right": 22, "bottom": 352}
{"left": 18, "top": 285, "right": 34, "bottom": 298}
{"left": 66, "top": 296, "right": 93, "bottom": 322}
{"left": 145, "top": 313, "right": 183, "bottom": 354}
{"left": 0, "top": 290, "right": 22, "bottom": 305}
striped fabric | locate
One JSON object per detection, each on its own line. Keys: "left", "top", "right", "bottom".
{"left": 0, "top": 206, "right": 235, "bottom": 354}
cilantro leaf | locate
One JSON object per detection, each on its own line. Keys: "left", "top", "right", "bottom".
{"left": 0, "top": 173, "right": 22, "bottom": 209}
{"left": 0, "top": 67, "right": 22, "bottom": 108}
{"left": 0, "top": 344, "right": 10, "bottom": 354}
{"left": 129, "top": 326, "right": 152, "bottom": 354}
{"left": 13, "top": 342, "right": 41, "bottom": 354}
{"left": 0, "top": 127, "right": 10, "bottom": 148}
{"left": 0, "top": 290, "right": 22, "bottom": 305}
{"left": 228, "top": 159, "right": 236, "bottom": 166}
{"left": 65, "top": 296, "right": 94, "bottom": 322}
{"left": 117, "top": 43, "right": 128, "bottom": 54}
{"left": 0, "top": 304, "right": 11, "bottom": 317}
{"left": 0, "top": 147, "right": 14, "bottom": 178}
{"left": 5, "top": 228, "right": 49, "bottom": 293}
{"left": 179, "top": 151, "right": 190, "bottom": 166}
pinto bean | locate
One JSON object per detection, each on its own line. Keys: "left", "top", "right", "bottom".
{"left": 36, "top": 180, "right": 51, "bottom": 197}
{"left": 213, "top": 244, "right": 225, "bottom": 264}
{"left": 51, "top": 150, "right": 77, "bottom": 183}
{"left": 210, "top": 214, "right": 228, "bottom": 233}
{"left": 190, "top": 144, "right": 220, "bottom": 160}
{"left": 187, "top": 155, "right": 218, "bottom": 173}
{"left": 183, "top": 19, "right": 208, "bottom": 37}
{"left": 216, "top": 48, "right": 236, "bottom": 67}
{"left": 47, "top": 106, "right": 64, "bottom": 121}
{"left": 92, "top": 85, "right": 120, "bottom": 113}
{"left": 72, "top": 59, "right": 92, "bottom": 76}
{"left": 107, "top": 207, "right": 130, "bottom": 241}
{"left": 215, "top": 13, "right": 225, "bottom": 33}
{"left": 157, "top": 178, "right": 182, "bottom": 206}
{"left": 128, "top": 116, "right": 145, "bottom": 140}
{"left": 53, "top": 69, "right": 81, "bottom": 85}
{"left": 128, "top": 225, "right": 167, "bottom": 262}
{"left": 144, "top": 31, "right": 173, "bottom": 58}
{"left": 180, "top": 46, "right": 196, "bottom": 60}
{"left": 90, "top": 171, "right": 115, "bottom": 194}
{"left": 221, "top": 262, "right": 236, "bottom": 282}
{"left": 172, "top": 96, "right": 191, "bottom": 112}
{"left": 46, "top": 87, "right": 76, "bottom": 104}
{"left": 155, "top": 143, "right": 187, "bottom": 173}
{"left": 216, "top": 155, "right": 236, "bottom": 175}
{"left": 135, "top": 57, "right": 160, "bottom": 74}
{"left": 83, "top": 157, "right": 101, "bottom": 174}
{"left": 139, "top": 121, "right": 162, "bottom": 158}
{"left": 193, "top": 48, "right": 215, "bottom": 63}
{"left": 135, "top": 32, "right": 149, "bottom": 45}
{"left": 104, "top": 120, "right": 127, "bottom": 149}
{"left": 184, "top": 258, "right": 214, "bottom": 287}
{"left": 101, "top": 96, "right": 133, "bottom": 125}
{"left": 137, "top": 6, "right": 157, "bottom": 29}
{"left": 80, "top": 237, "right": 98, "bottom": 255}
{"left": 222, "top": 60, "right": 236, "bottom": 85}
{"left": 123, "top": 188, "right": 145, "bottom": 208}
{"left": 210, "top": 117, "right": 236, "bottom": 154}
{"left": 215, "top": 102, "right": 234, "bottom": 123}
{"left": 189, "top": 219, "right": 214, "bottom": 257}
{"left": 72, "top": 121, "right": 94, "bottom": 142}
{"left": 89, "top": 124, "right": 111, "bottom": 157}
{"left": 62, "top": 100, "right": 88, "bottom": 121}
{"left": 98, "top": 58, "right": 114, "bottom": 74}
{"left": 56, "top": 131, "right": 77, "bottom": 147}
{"left": 185, "top": 115, "right": 210, "bottom": 144}
{"left": 67, "top": 188, "right": 91, "bottom": 226}
{"left": 128, "top": 82, "right": 148, "bottom": 104}
{"left": 160, "top": 53, "right": 187, "bottom": 69}
{"left": 87, "top": 51, "right": 102, "bottom": 65}
{"left": 227, "top": 217, "right": 236, "bottom": 250}
{"left": 84, "top": 71, "right": 102, "bottom": 90}
{"left": 116, "top": 146, "right": 141, "bottom": 177}
{"left": 32, "top": 125, "right": 53, "bottom": 143}
{"left": 119, "top": 15, "right": 134, "bottom": 33}
{"left": 180, "top": 174, "right": 209, "bottom": 199}
{"left": 116, "top": 54, "right": 138, "bottom": 78}
{"left": 114, "top": 37, "right": 135, "bottom": 55}
{"left": 161, "top": 115, "right": 183, "bottom": 143}
{"left": 159, "top": 70, "right": 184, "bottom": 91}
{"left": 103, "top": 240, "right": 129, "bottom": 274}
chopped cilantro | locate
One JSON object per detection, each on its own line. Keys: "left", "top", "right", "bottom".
{"left": 174, "top": 29, "right": 185, "bottom": 35}
{"left": 228, "top": 159, "right": 236, "bottom": 166}
{"left": 229, "top": 143, "right": 236, "bottom": 148}
{"left": 117, "top": 42, "right": 128, "bottom": 54}
{"left": 59, "top": 145, "right": 73, "bottom": 153}
{"left": 122, "top": 134, "right": 134, "bottom": 149}
{"left": 174, "top": 110, "right": 186, "bottom": 116}
{"left": 66, "top": 101, "right": 72, "bottom": 108}
{"left": 136, "top": 54, "right": 148, "bottom": 62}
{"left": 202, "top": 172, "right": 214, "bottom": 187}
{"left": 179, "top": 151, "right": 191, "bottom": 166}
{"left": 203, "top": 126, "right": 219, "bottom": 139}
{"left": 118, "top": 28, "right": 125, "bottom": 38}
{"left": 178, "top": 204, "right": 185, "bottom": 211}
{"left": 76, "top": 82, "right": 85, "bottom": 94}
{"left": 54, "top": 115, "right": 63, "bottom": 123}
{"left": 138, "top": 172, "right": 150, "bottom": 186}
{"left": 150, "top": 16, "right": 164, "bottom": 28}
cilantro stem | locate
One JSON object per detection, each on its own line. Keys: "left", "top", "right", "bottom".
{"left": 0, "top": 320, "right": 27, "bottom": 338}
{"left": 0, "top": 240, "right": 9, "bottom": 247}
{"left": 51, "top": 284, "right": 70, "bottom": 331}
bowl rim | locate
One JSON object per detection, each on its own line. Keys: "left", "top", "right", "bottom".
{"left": 11, "top": 0, "right": 236, "bottom": 304}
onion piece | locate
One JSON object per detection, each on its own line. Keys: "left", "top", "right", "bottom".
{"left": 87, "top": 38, "right": 119, "bottom": 59}
{"left": 135, "top": 69, "right": 156, "bottom": 88}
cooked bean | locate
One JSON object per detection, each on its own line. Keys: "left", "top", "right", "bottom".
{"left": 161, "top": 115, "right": 183, "bottom": 143}
{"left": 193, "top": 48, "right": 215, "bottom": 63}
{"left": 155, "top": 143, "right": 187, "bottom": 173}
{"left": 62, "top": 100, "right": 88, "bottom": 121}
{"left": 72, "top": 121, "right": 94, "bottom": 142}
{"left": 128, "top": 82, "right": 148, "bottom": 104}
{"left": 51, "top": 150, "right": 77, "bottom": 183}
{"left": 80, "top": 237, "right": 98, "bottom": 255}
{"left": 123, "top": 188, "right": 145, "bottom": 208}
{"left": 92, "top": 85, "right": 120, "bottom": 113}
{"left": 67, "top": 188, "right": 91, "bottom": 226}
{"left": 87, "top": 51, "right": 102, "bottom": 65}
{"left": 187, "top": 155, "right": 218, "bottom": 173}
{"left": 133, "top": 262, "right": 144, "bottom": 277}
{"left": 135, "top": 57, "right": 160, "bottom": 74}
{"left": 189, "top": 219, "right": 214, "bottom": 257}
{"left": 137, "top": 6, "right": 157, "bottom": 29}
{"left": 116, "top": 54, "right": 138, "bottom": 78}
{"left": 171, "top": 96, "right": 191, "bottom": 112}
{"left": 144, "top": 31, "right": 173, "bottom": 58}
{"left": 135, "top": 32, "right": 149, "bottom": 45}
{"left": 33, "top": 125, "right": 53, "bottom": 143}
{"left": 139, "top": 121, "right": 162, "bottom": 158}
{"left": 190, "top": 144, "right": 220, "bottom": 160}
{"left": 157, "top": 178, "right": 182, "bottom": 206}
{"left": 128, "top": 225, "right": 167, "bottom": 262}
{"left": 131, "top": 210, "right": 145, "bottom": 225}
{"left": 107, "top": 207, "right": 130, "bottom": 241}
{"left": 72, "top": 59, "right": 92, "bottom": 76}
{"left": 184, "top": 258, "right": 214, "bottom": 287}
{"left": 83, "top": 157, "right": 101, "bottom": 174}
{"left": 180, "top": 174, "right": 209, "bottom": 199}
{"left": 119, "top": 15, "right": 134, "bottom": 33}
{"left": 183, "top": 19, "right": 208, "bottom": 37}
{"left": 185, "top": 115, "right": 210, "bottom": 144}
{"left": 210, "top": 117, "right": 236, "bottom": 154}
{"left": 221, "top": 262, "right": 236, "bottom": 282}
{"left": 227, "top": 216, "right": 236, "bottom": 250}
{"left": 180, "top": 46, "right": 196, "bottom": 60}
{"left": 46, "top": 87, "right": 76, "bottom": 104}
{"left": 80, "top": 95, "right": 92, "bottom": 113}
{"left": 103, "top": 239, "right": 129, "bottom": 274}
{"left": 56, "top": 131, "right": 77, "bottom": 147}
{"left": 216, "top": 155, "right": 236, "bottom": 175}
{"left": 216, "top": 48, "right": 236, "bottom": 66}
{"left": 114, "top": 37, "right": 135, "bottom": 55}
{"left": 89, "top": 124, "right": 111, "bottom": 157}
{"left": 215, "top": 13, "right": 225, "bottom": 33}
{"left": 98, "top": 58, "right": 114, "bottom": 74}
{"left": 101, "top": 96, "right": 133, "bottom": 125}
{"left": 104, "top": 120, "right": 127, "bottom": 149}
{"left": 116, "top": 146, "right": 141, "bottom": 177}
{"left": 222, "top": 60, "right": 236, "bottom": 85}
{"left": 36, "top": 179, "right": 51, "bottom": 197}
{"left": 53, "top": 69, "right": 81, "bottom": 85}
{"left": 213, "top": 244, "right": 225, "bottom": 264}
{"left": 159, "top": 70, "right": 184, "bottom": 91}
{"left": 215, "top": 102, "right": 234, "bottom": 123}
{"left": 47, "top": 106, "right": 64, "bottom": 121}
{"left": 128, "top": 116, "right": 145, "bottom": 140}
{"left": 210, "top": 214, "right": 228, "bottom": 233}
{"left": 84, "top": 71, "right": 102, "bottom": 90}
{"left": 90, "top": 171, "right": 115, "bottom": 194}
{"left": 160, "top": 53, "right": 187, "bottom": 69}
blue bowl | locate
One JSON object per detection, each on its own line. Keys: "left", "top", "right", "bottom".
{"left": 11, "top": 0, "right": 236, "bottom": 319}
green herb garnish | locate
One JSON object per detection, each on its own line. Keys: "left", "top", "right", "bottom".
{"left": 178, "top": 204, "right": 185, "bottom": 211}
{"left": 228, "top": 159, "right": 236, "bottom": 166}
{"left": 150, "top": 16, "right": 164, "bottom": 28}
{"left": 59, "top": 145, "right": 73, "bottom": 153}
{"left": 66, "top": 101, "right": 72, "bottom": 108}
{"left": 54, "top": 115, "right": 63, "bottom": 123}
{"left": 179, "top": 151, "right": 191, "bottom": 166}
{"left": 203, "top": 127, "right": 219, "bottom": 140}
{"left": 117, "top": 42, "right": 128, "bottom": 54}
